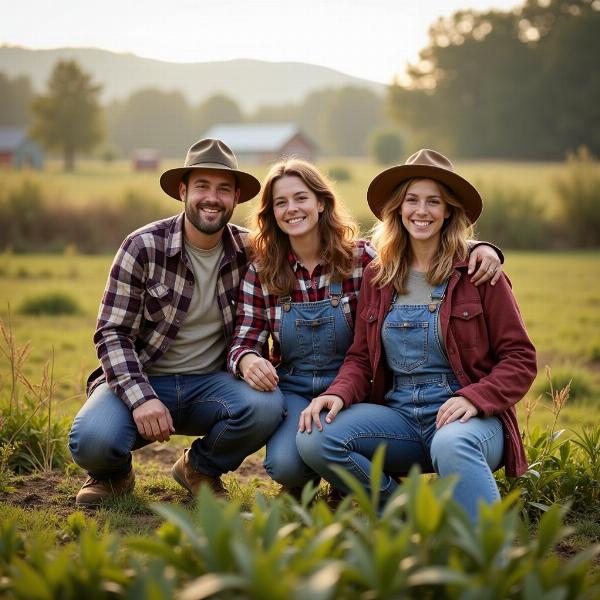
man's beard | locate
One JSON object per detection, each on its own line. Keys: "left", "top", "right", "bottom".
{"left": 184, "top": 198, "right": 234, "bottom": 235}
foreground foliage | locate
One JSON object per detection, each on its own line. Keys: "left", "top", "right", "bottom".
{"left": 1, "top": 453, "right": 599, "bottom": 600}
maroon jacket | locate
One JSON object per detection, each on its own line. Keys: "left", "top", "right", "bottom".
{"left": 325, "top": 257, "right": 537, "bottom": 476}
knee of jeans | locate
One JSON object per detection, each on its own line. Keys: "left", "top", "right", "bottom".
{"left": 430, "top": 423, "right": 475, "bottom": 470}
{"left": 244, "top": 388, "right": 285, "bottom": 432}
{"left": 265, "top": 452, "right": 311, "bottom": 488}
{"left": 296, "top": 429, "right": 328, "bottom": 470}
{"left": 68, "top": 418, "right": 125, "bottom": 471}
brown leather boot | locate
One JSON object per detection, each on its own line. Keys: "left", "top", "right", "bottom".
{"left": 171, "top": 449, "right": 226, "bottom": 497}
{"left": 280, "top": 486, "right": 304, "bottom": 501}
{"left": 75, "top": 469, "right": 135, "bottom": 507}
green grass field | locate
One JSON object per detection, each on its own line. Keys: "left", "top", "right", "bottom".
{"left": 0, "top": 251, "right": 598, "bottom": 428}
{"left": 2, "top": 157, "right": 592, "bottom": 226}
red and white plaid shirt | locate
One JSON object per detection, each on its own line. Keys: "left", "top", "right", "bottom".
{"left": 87, "top": 213, "right": 250, "bottom": 410}
{"left": 228, "top": 240, "right": 377, "bottom": 374}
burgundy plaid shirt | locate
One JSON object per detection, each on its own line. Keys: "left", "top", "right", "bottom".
{"left": 228, "top": 240, "right": 377, "bottom": 374}
{"left": 87, "top": 213, "right": 250, "bottom": 410}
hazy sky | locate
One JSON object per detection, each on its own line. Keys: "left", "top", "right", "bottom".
{"left": 0, "top": 0, "right": 522, "bottom": 84}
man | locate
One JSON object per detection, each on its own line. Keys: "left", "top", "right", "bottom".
{"left": 69, "top": 138, "right": 285, "bottom": 506}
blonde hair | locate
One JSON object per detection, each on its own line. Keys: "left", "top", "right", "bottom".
{"left": 370, "top": 177, "right": 474, "bottom": 293}
{"left": 249, "top": 159, "right": 358, "bottom": 295}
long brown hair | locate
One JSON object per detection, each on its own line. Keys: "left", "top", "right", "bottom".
{"left": 249, "top": 159, "right": 358, "bottom": 295}
{"left": 370, "top": 177, "right": 474, "bottom": 293}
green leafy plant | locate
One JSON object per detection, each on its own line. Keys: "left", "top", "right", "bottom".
{"left": 0, "top": 316, "right": 70, "bottom": 473}
{"left": 497, "top": 367, "right": 600, "bottom": 519}
{"left": 326, "top": 166, "right": 352, "bottom": 182}
{"left": 0, "top": 441, "right": 19, "bottom": 493}
{"left": 18, "top": 291, "right": 82, "bottom": 316}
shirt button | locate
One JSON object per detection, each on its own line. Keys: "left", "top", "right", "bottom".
{"left": 463, "top": 311, "right": 469, "bottom": 317}
{"left": 161, "top": 344, "right": 167, "bottom": 350}
{"left": 175, "top": 319, "right": 180, "bottom": 325}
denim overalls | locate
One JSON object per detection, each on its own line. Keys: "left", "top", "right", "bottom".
{"left": 264, "top": 280, "right": 354, "bottom": 488}
{"left": 297, "top": 276, "right": 504, "bottom": 520}
{"left": 382, "top": 278, "right": 458, "bottom": 429}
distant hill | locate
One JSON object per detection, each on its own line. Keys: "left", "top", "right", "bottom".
{"left": 0, "top": 46, "right": 386, "bottom": 111}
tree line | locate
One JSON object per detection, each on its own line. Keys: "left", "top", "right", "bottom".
{"left": 0, "top": 65, "right": 396, "bottom": 169}
{"left": 389, "top": 0, "right": 599, "bottom": 159}
{"left": 1, "top": 0, "right": 597, "bottom": 168}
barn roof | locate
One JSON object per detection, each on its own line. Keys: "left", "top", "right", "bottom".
{"left": 0, "top": 127, "right": 28, "bottom": 151}
{"left": 203, "top": 123, "right": 308, "bottom": 153}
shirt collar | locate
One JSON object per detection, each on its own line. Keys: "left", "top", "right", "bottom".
{"left": 166, "top": 213, "right": 246, "bottom": 259}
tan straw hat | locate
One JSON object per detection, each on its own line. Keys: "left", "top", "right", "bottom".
{"left": 367, "top": 148, "right": 482, "bottom": 223}
{"left": 160, "top": 138, "right": 261, "bottom": 203}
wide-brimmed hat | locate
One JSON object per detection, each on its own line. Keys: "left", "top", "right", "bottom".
{"left": 160, "top": 138, "right": 261, "bottom": 203}
{"left": 367, "top": 149, "right": 482, "bottom": 223}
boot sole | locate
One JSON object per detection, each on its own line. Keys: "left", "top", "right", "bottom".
{"left": 75, "top": 481, "right": 135, "bottom": 507}
{"left": 171, "top": 464, "right": 193, "bottom": 495}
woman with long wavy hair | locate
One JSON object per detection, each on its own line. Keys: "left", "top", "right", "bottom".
{"left": 228, "top": 157, "right": 502, "bottom": 496}
{"left": 296, "top": 149, "right": 536, "bottom": 519}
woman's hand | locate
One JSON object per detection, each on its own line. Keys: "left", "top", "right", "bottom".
{"left": 436, "top": 395, "right": 478, "bottom": 428}
{"left": 469, "top": 245, "right": 502, "bottom": 286}
{"left": 239, "top": 354, "right": 279, "bottom": 392}
{"left": 298, "top": 395, "right": 344, "bottom": 433}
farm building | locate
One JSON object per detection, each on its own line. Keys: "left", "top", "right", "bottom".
{"left": 203, "top": 123, "right": 316, "bottom": 164}
{"left": 132, "top": 148, "right": 160, "bottom": 171}
{"left": 0, "top": 127, "right": 44, "bottom": 169}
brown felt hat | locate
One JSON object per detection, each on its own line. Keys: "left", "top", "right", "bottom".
{"left": 160, "top": 138, "right": 261, "bottom": 203}
{"left": 367, "top": 148, "right": 483, "bottom": 223}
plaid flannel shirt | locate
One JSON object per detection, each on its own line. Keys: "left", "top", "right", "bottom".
{"left": 228, "top": 240, "right": 377, "bottom": 375}
{"left": 87, "top": 213, "right": 250, "bottom": 410}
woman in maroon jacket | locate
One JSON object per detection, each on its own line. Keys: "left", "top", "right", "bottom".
{"left": 296, "top": 149, "right": 537, "bottom": 520}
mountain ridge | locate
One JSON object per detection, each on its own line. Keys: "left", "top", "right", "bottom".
{"left": 0, "top": 46, "right": 386, "bottom": 111}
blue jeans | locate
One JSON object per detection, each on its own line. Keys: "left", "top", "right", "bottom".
{"left": 69, "top": 372, "right": 285, "bottom": 480}
{"left": 296, "top": 377, "right": 503, "bottom": 520}
{"left": 264, "top": 370, "right": 335, "bottom": 488}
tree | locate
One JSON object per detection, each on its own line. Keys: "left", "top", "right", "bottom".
{"left": 107, "top": 88, "right": 193, "bottom": 157}
{"left": 30, "top": 60, "right": 103, "bottom": 170}
{"left": 323, "top": 87, "right": 386, "bottom": 156}
{"left": 388, "top": 0, "right": 600, "bottom": 159}
{"left": 194, "top": 93, "right": 243, "bottom": 134}
{"left": 0, "top": 72, "right": 34, "bottom": 127}
{"left": 370, "top": 129, "right": 405, "bottom": 164}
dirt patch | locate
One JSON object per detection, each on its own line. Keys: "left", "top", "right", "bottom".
{"left": 0, "top": 448, "right": 270, "bottom": 517}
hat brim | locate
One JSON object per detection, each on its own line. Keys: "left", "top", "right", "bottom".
{"left": 367, "top": 164, "right": 482, "bottom": 224}
{"left": 160, "top": 164, "right": 261, "bottom": 204}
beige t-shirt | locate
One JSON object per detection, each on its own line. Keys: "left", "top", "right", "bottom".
{"left": 147, "top": 239, "right": 226, "bottom": 374}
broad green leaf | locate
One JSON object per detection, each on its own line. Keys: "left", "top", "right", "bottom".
{"left": 179, "top": 573, "right": 245, "bottom": 600}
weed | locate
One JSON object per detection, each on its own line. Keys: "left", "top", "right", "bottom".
{"left": 0, "top": 317, "right": 70, "bottom": 473}
{"left": 590, "top": 344, "right": 600, "bottom": 363}
{"left": 532, "top": 364, "right": 598, "bottom": 403}
{"left": 0, "top": 441, "right": 18, "bottom": 493}
{"left": 554, "top": 146, "right": 600, "bottom": 247}
{"left": 326, "top": 165, "right": 352, "bottom": 182}
{"left": 18, "top": 291, "right": 82, "bottom": 316}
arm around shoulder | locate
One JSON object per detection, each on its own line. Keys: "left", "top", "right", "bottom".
{"left": 457, "top": 273, "right": 537, "bottom": 416}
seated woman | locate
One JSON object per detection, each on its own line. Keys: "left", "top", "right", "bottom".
{"left": 296, "top": 149, "right": 536, "bottom": 520}
{"left": 228, "top": 158, "right": 503, "bottom": 497}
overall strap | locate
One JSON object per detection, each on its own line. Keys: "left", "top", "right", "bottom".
{"left": 428, "top": 278, "right": 450, "bottom": 313}
{"left": 278, "top": 295, "right": 292, "bottom": 312}
{"left": 329, "top": 279, "right": 342, "bottom": 307}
